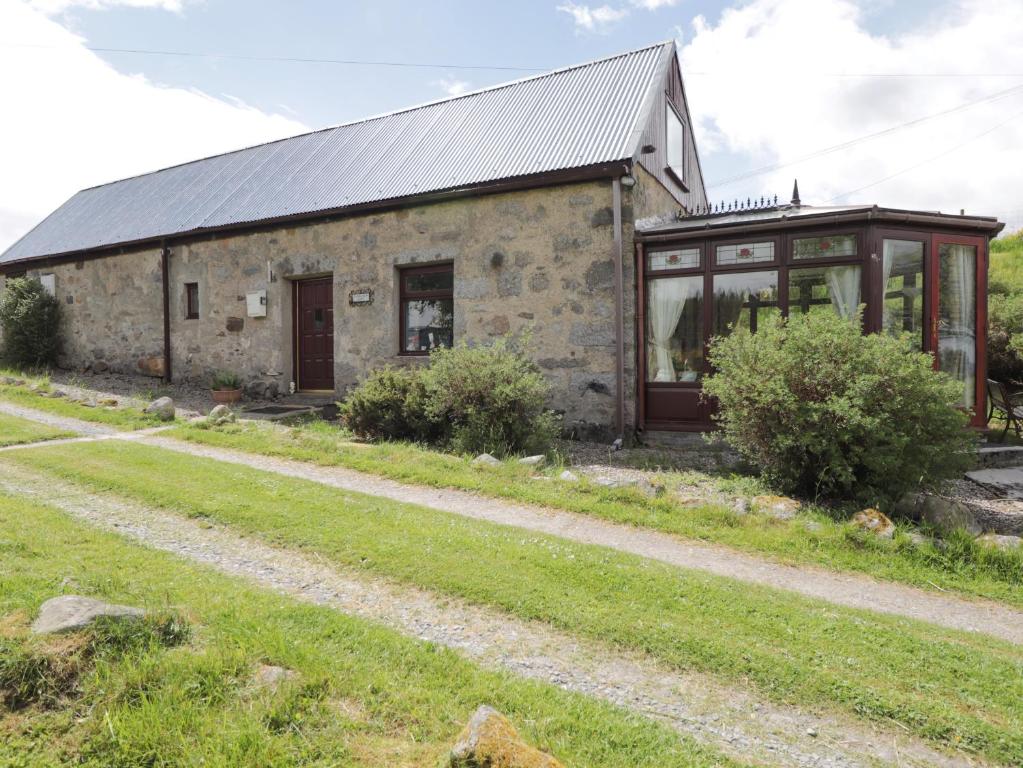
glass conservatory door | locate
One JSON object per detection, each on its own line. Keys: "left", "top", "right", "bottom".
{"left": 930, "top": 236, "right": 983, "bottom": 417}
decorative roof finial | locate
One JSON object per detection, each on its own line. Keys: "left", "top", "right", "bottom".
{"left": 791, "top": 179, "right": 801, "bottom": 207}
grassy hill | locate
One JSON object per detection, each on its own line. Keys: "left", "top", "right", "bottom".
{"left": 991, "top": 229, "right": 1023, "bottom": 294}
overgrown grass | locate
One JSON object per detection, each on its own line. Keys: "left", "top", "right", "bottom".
{"left": 0, "top": 372, "right": 160, "bottom": 431}
{"left": 0, "top": 412, "right": 72, "bottom": 447}
{"left": 166, "top": 419, "right": 1023, "bottom": 607}
{"left": 0, "top": 491, "right": 736, "bottom": 768}
{"left": 6, "top": 441, "right": 1022, "bottom": 764}
{"left": 991, "top": 229, "right": 1023, "bottom": 294}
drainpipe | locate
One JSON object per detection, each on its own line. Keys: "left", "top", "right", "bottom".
{"left": 611, "top": 176, "right": 625, "bottom": 439}
{"left": 160, "top": 241, "right": 172, "bottom": 383}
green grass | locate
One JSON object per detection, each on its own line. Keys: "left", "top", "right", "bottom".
{"left": 0, "top": 375, "right": 160, "bottom": 431}
{"left": 6, "top": 441, "right": 1022, "bottom": 764}
{"left": 0, "top": 492, "right": 737, "bottom": 768}
{"left": 0, "top": 413, "right": 72, "bottom": 447}
{"left": 991, "top": 229, "right": 1023, "bottom": 294}
{"left": 166, "top": 419, "right": 1023, "bottom": 608}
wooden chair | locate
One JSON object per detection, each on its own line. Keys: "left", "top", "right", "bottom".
{"left": 987, "top": 379, "right": 1023, "bottom": 441}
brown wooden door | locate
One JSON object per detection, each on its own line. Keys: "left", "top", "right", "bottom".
{"left": 295, "top": 277, "right": 334, "bottom": 391}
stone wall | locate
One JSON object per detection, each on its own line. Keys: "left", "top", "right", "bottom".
{"left": 6, "top": 173, "right": 683, "bottom": 438}
{"left": 21, "top": 250, "right": 165, "bottom": 375}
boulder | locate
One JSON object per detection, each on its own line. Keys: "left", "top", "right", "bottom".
{"left": 895, "top": 493, "right": 982, "bottom": 536}
{"left": 207, "top": 404, "right": 236, "bottom": 425}
{"left": 144, "top": 396, "right": 176, "bottom": 421}
{"left": 558, "top": 470, "right": 579, "bottom": 482}
{"left": 136, "top": 356, "right": 165, "bottom": 378}
{"left": 732, "top": 498, "right": 751, "bottom": 515}
{"left": 251, "top": 663, "right": 298, "bottom": 690}
{"left": 450, "top": 705, "right": 563, "bottom": 768}
{"left": 752, "top": 495, "right": 801, "bottom": 520}
{"left": 518, "top": 455, "right": 546, "bottom": 468}
{"left": 976, "top": 533, "right": 1022, "bottom": 551}
{"left": 31, "top": 595, "right": 144, "bottom": 635}
{"left": 851, "top": 508, "right": 895, "bottom": 539}
{"left": 92, "top": 360, "right": 109, "bottom": 374}
{"left": 245, "top": 380, "right": 269, "bottom": 400}
{"left": 473, "top": 453, "right": 501, "bottom": 467}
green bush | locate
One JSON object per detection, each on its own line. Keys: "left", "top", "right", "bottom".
{"left": 988, "top": 292, "right": 1023, "bottom": 386}
{"left": 340, "top": 339, "right": 559, "bottom": 456}
{"left": 703, "top": 311, "right": 976, "bottom": 509}
{"left": 0, "top": 277, "right": 62, "bottom": 368}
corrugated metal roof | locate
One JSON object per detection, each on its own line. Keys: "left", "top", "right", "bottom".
{"left": 2, "top": 41, "right": 674, "bottom": 265}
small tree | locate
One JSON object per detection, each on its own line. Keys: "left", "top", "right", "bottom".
{"left": 703, "top": 310, "right": 976, "bottom": 509}
{"left": 0, "top": 277, "right": 62, "bottom": 369}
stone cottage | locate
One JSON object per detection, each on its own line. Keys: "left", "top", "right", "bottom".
{"left": 0, "top": 41, "right": 703, "bottom": 440}
{"left": 0, "top": 41, "right": 1003, "bottom": 438}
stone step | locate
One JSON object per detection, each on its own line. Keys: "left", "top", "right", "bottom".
{"left": 965, "top": 466, "right": 1023, "bottom": 500}
{"left": 975, "top": 445, "right": 1023, "bottom": 469}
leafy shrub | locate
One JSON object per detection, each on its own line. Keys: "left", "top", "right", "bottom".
{"left": 703, "top": 310, "right": 976, "bottom": 509}
{"left": 340, "top": 338, "right": 559, "bottom": 456}
{"left": 988, "top": 292, "right": 1023, "bottom": 386}
{"left": 0, "top": 276, "right": 62, "bottom": 368}
{"left": 211, "top": 370, "right": 241, "bottom": 391}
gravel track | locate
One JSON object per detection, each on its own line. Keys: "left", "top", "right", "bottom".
{"left": 0, "top": 462, "right": 981, "bottom": 768}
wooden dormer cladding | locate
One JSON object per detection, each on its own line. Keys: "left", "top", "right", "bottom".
{"left": 635, "top": 52, "right": 708, "bottom": 215}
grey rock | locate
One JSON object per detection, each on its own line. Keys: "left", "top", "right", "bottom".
{"left": 518, "top": 455, "right": 546, "bottom": 467}
{"left": 144, "top": 396, "right": 175, "bottom": 421}
{"left": 732, "top": 498, "right": 751, "bottom": 515}
{"left": 244, "top": 380, "right": 268, "bottom": 399}
{"left": 31, "top": 595, "right": 143, "bottom": 635}
{"left": 207, "top": 404, "right": 236, "bottom": 425}
{"left": 896, "top": 493, "right": 982, "bottom": 535}
{"left": 92, "top": 360, "right": 109, "bottom": 373}
{"left": 472, "top": 453, "right": 501, "bottom": 467}
{"left": 252, "top": 663, "right": 298, "bottom": 689}
{"left": 558, "top": 470, "right": 579, "bottom": 482}
{"left": 976, "top": 533, "right": 1022, "bottom": 551}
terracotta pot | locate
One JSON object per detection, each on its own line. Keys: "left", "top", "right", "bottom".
{"left": 211, "top": 388, "right": 242, "bottom": 405}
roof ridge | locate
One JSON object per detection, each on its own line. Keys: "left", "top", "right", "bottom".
{"left": 76, "top": 40, "right": 675, "bottom": 194}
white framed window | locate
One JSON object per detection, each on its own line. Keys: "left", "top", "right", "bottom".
{"left": 39, "top": 273, "right": 56, "bottom": 296}
{"left": 666, "top": 102, "right": 686, "bottom": 183}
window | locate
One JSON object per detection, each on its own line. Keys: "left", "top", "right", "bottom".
{"left": 646, "top": 275, "right": 703, "bottom": 383}
{"left": 400, "top": 264, "right": 453, "bottom": 354}
{"left": 715, "top": 241, "right": 774, "bottom": 266}
{"left": 788, "top": 265, "right": 862, "bottom": 320}
{"left": 666, "top": 103, "right": 686, "bottom": 183}
{"left": 647, "top": 246, "right": 700, "bottom": 273}
{"left": 39, "top": 274, "right": 56, "bottom": 296}
{"left": 185, "top": 282, "right": 199, "bottom": 319}
{"left": 712, "top": 270, "right": 780, "bottom": 336}
{"left": 792, "top": 234, "right": 857, "bottom": 260}
{"left": 938, "top": 243, "right": 977, "bottom": 409}
{"left": 881, "top": 240, "right": 924, "bottom": 349}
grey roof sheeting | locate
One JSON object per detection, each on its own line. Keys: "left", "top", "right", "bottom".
{"left": 2, "top": 42, "right": 674, "bottom": 265}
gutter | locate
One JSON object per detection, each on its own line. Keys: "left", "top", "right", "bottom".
{"left": 160, "top": 242, "right": 172, "bottom": 383}
{"left": 611, "top": 176, "right": 626, "bottom": 439}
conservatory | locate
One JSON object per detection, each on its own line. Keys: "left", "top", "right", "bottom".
{"left": 634, "top": 197, "right": 1004, "bottom": 432}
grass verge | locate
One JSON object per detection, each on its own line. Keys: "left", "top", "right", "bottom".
{"left": 167, "top": 419, "right": 1023, "bottom": 608}
{"left": 0, "top": 491, "right": 735, "bottom": 768}
{"left": 0, "top": 412, "right": 73, "bottom": 447}
{"left": 6, "top": 440, "right": 1022, "bottom": 764}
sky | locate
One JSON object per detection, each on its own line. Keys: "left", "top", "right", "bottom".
{"left": 1, "top": 0, "right": 1022, "bottom": 252}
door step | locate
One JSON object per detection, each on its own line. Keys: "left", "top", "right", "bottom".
{"left": 975, "top": 445, "right": 1023, "bottom": 470}
{"left": 965, "top": 466, "right": 1023, "bottom": 500}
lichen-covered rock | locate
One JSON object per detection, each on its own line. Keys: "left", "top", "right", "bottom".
{"left": 207, "top": 404, "right": 235, "bottom": 425}
{"left": 976, "top": 533, "right": 1022, "bottom": 551}
{"left": 851, "top": 508, "right": 895, "bottom": 539}
{"left": 895, "top": 493, "right": 982, "bottom": 536}
{"left": 251, "top": 663, "right": 298, "bottom": 690}
{"left": 558, "top": 470, "right": 579, "bottom": 482}
{"left": 518, "top": 455, "right": 545, "bottom": 468}
{"left": 752, "top": 495, "right": 801, "bottom": 519}
{"left": 450, "top": 705, "right": 563, "bottom": 768}
{"left": 144, "top": 396, "right": 175, "bottom": 421}
{"left": 31, "top": 595, "right": 144, "bottom": 635}
{"left": 473, "top": 453, "right": 501, "bottom": 467}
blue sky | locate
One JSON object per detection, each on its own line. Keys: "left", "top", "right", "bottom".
{"left": 2, "top": 0, "right": 1022, "bottom": 249}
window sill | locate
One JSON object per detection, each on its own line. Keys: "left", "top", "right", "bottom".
{"left": 665, "top": 165, "right": 689, "bottom": 193}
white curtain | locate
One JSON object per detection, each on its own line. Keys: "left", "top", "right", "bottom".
{"left": 647, "top": 278, "right": 689, "bottom": 382}
{"left": 942, "top": 246, "right": 976, "bottom": 408}
{"left": 825, "top": 265, "right": 861, "bottom": 319}
{"left": 880, "top": 244, "right": 897, "bottom": 333}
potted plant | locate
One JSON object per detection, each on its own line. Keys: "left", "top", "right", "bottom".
{"left": 211, "top": 370, "right": 243, "bottom": 404}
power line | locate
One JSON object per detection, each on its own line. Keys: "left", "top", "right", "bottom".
{"left": 706, "top": 82, "right": 1023, "bottom": 189}
{"left": 826, "top": 109, "right": 1023, "bottom": 202}
{"left": 1, "top": 43, "right": 546, "bottom": 72}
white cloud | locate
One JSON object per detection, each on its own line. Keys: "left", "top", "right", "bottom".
{"left": 557, "top": 2, "right": 628, "bottom": 32}
{"left": 0, "top": 0, "right": 308, "bottom": 253}
{"left": 29, "top": 0, "right": 185, "bottom": 13}
{"left": 630, "top": 0, "right": 678, "bottom": 9}
{"left": 679, "top": 0, "right": 1023, "bottom": 231}
{"left": 434, "top": 77, "right": 471, "bottom": 97}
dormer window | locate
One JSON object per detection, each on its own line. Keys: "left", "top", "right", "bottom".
{"left": 665, "top": 102, "right": 687, "bottom": 187}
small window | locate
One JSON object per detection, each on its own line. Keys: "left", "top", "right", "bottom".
{"left": 666, "top": 103, "right": 686, "bottom": 183}
{"left": 647, "top": 247, "right": 700, "bottom": 273}
{"left": 715, "top": 241, "right": 774, "bottom": 266}
{"left": 39, "top": 274, "right": 56, "bottom": 296}
{"left": 400, "top": 264, "right": 453, "bottom": 354}
{"left": 792, "top": 234, "right": 857, "bottom": 260}
{"left": 185, "top": 282, "right": 199, "bottom": 319}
